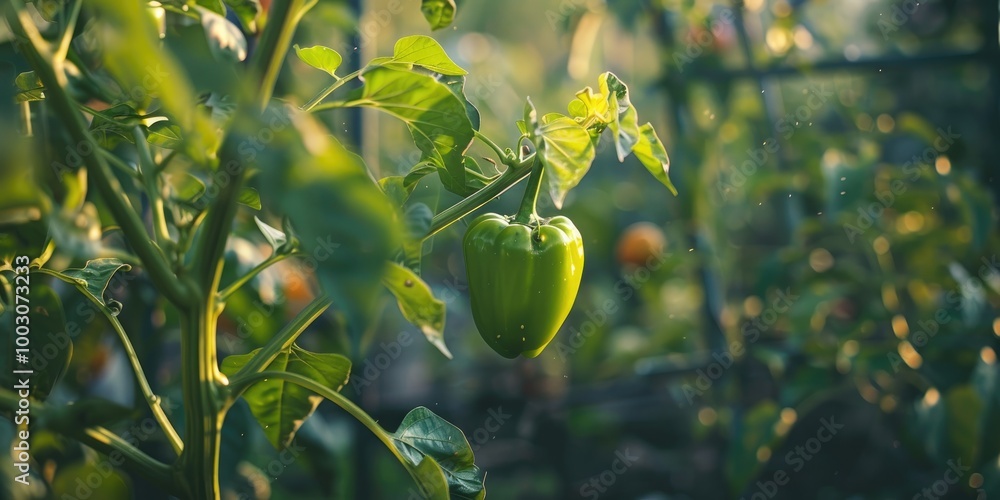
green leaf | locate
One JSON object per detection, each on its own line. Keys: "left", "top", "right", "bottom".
{"left": 344, "top": 67, "right": 475, "bottom": 196}
{"left": 382, "top": 262, "right": 450, "bottom": 359}
{"left": 294, "top": 44, "right": 343, "bottom": 77}
{"left": 221, "top": 345, "right": 352, "bottom": 450}
{"left": 14, "top": 71, "right": 44, "bottom": 102}
{"left": 567, "top": 86, "right": 609, "bottom": 123}
{"left": 48, "top": 258, "right": 131, "bottom": 308}
{"left": 390, "top": 407, "right": 485, "bottom": 499}
{"left": 194, "top": 0, "right": 227, "bottom": 15}
{"left": 632, "top": 123, "right": 678, "bottom": 195}
{"left": 257, "top": 109, "right": 399, "bottom": 341}
{"left": 168, "top": 172, "right": 207, "bottom": 203}
{"left": 90, "top": 0, "right": 219, "bottom": 162}
{"left": 600, "top": 72, "right": 640, "bottom": 161}
{"left": 439, "top": 74, "right": 480, "bottom": 130}
{"left": 380, "top": 35, "right": 467, "bottom": 76}
{"left": 410, "top": 456, "right": 451, "bottom": 500}
{"left": 0, "top": 285, "right": 72, "bottom": 402}
{"left": 238, "top": 187, "right": 262, "bottom": 210}
{"left": 420, "top": 0, "right": 457, "bottom": 31}
{"left": 14, "top": 71, "right": 41, "bottom": 91}
{"left": 89, "top": 104, "right": 141, "bottom": 148}
{"left": 534, "top": 112, "right": 596, "bottom": 209}
{"left": 254, "top": 216, "right": 288, "bottom": 252}
{"left": 147, "top": 121, "right": 183, "bottom": 149}
{"left": 223, "top": 0, "right": 261, "bottom": 32}
{"left": 196, "top": 6, "right": 248, "bottom": 62}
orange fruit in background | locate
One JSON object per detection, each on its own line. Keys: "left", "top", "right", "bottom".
{"left": 616, "top": 222, "right": 667, "bottom": 267}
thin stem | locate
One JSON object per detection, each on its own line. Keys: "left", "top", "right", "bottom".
{"left": 474, "top": 130, "right": 514, "bottom": 163}
{"left": 108, "top": 311, "right": 184, "bottom": 455}
{"left": 0, "top": 388, "right": 175, "bottom": 492}
{"left": 424, "top": 154, "right": 536, "bottom": 240}
{"left": 250, "top": 0, "right": 315, "bottom": 109}
{"left": 96, "top": 149, "right": 140, "bottom": 180}
{"left": 301, "top": 69, "right": 362, "bottom": 112}
{"left": 217, "top": 251, "right": 299, "bottom": 302}
{"left": 228, "top": 294, "right": 332, "bottom": 382}
{"left": 33, "top": 268, "right": 184, "bottom": 454}
{"left": 6, "top": 5, "right": 190, "bottom": 307}
{"left": 512, "top": 156, "right": 544, "bottom": 224}
{"left": 133, "top": 127, "right": 171, "bottom": 247}
{"left": 53, "top": 0, "right": 82, "bottom": 62}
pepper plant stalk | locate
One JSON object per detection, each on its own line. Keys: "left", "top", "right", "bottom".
{"left": 513, "top": 157, "right": 545, "bottom": 225}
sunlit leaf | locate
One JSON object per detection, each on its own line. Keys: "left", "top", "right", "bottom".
{"left": 600, "top": 72, "right": 640, "bottom": 161}
{"left": 238, "top": 187, "right": 262, "bottom": 210}
{"left": 533, "top": 110, "right": 596, "bottom": 209}
{"left": 632, "top": 123, "right": 677, "bottom": 195}
{"left": 294, "top": 44, "right": 343, "bottom": 77}
{"left": 383, "top": 262, "right": 450, "bottom": 359}
{"left": 376, "top": 35, "right": 467, "bottom": 76}
{"left": 343, "top": 67, "right": 475, "bottom": 196}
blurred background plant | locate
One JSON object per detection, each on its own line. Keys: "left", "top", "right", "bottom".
{"left": 1, "top": 0, "right": 999, "bottom": 498}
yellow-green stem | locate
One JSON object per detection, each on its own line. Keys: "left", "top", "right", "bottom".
{"left": 513, "top": 157, "right": 544, "bottom": 225}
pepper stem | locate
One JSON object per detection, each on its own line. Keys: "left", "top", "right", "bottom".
{"left": 513, "top": 157, "right": 545, "bottom": 225}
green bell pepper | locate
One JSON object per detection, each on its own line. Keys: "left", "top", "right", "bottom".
{"left": 463, "top": 212, "right": 584, "bottom": 358}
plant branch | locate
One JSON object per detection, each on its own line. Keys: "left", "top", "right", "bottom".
{"left": 96, "top": 149, "right": 140, "bottom": 180}
{"left": 474, "top": 130, "right": 515, "bottom": 163}
{"left": 512, "top": 156, "right": 543, "bottom": 224}
{"left": 217, "top": 251, "right": 300, "bottom": 302}
{"left": 5, "top": 5, "right": 190, "bottom": 307}
{"left": 0, "top": 389, "right": 174, "bottom": 492}
{"left": 34, "top": 268, "right": 184, "bottom": 455}
{"left": 301, "top": 69, "right": 362, "bottom": 112}
{"left": 250, "top": 0, "right": 316, "bottom": 109}
{"left": 424, "top": 154, "right": 536, "bottom": 239}
{"left": 133, "top": 127, "right": 172, "bottom": 248}
{"left": 227, "top": 294, "right": 332, "bottom": 382}
{"left": 53, "top": 0, "right": 82, "bottom": 61}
